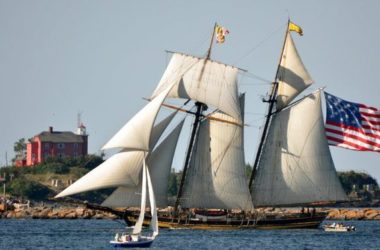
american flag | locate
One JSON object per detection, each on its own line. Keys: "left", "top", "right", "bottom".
{"left": 325, "top": 92, "right": 380, "bottom": 152}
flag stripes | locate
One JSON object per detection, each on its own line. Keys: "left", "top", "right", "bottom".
{"left": 324, "top": 92, "right": 380, "bottom": 152}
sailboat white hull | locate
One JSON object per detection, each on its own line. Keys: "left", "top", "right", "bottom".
{"left": 110, "top": 236, "right": 155, "bottom": 248}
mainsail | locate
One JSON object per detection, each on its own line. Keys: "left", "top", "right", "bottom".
{"left": 180, "top": 95, "right": 253, "bottom": 210}
{"left": 251, "top": 91, "right": 347, "bottom": 206}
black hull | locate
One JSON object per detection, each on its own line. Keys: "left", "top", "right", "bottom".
{"left": 126, "top": 212, "right": 327, "bottom": 230}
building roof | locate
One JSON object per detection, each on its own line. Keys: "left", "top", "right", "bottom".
{"left": 36, "top": 131, "right": 85, "bottom": 143}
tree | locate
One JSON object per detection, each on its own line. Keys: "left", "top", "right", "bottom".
{"left": 9, "top": 178, "right": 52, "bottom": 200}
{"left": 245, "top": 163, "right": 253, "bottom": 181}
{"left": 12, "top": 138, "right": 27, "bottom": 163}
{"left": 167, "top": 169, "right": 178, "bottom": 196}
{"left": 338, "top": 171, "right": 379, "bottom": 193}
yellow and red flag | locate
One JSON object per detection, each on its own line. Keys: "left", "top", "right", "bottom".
{"left": 215, "top": 25, "right": 230, "bottom": 43}
{"left": 288, "top": 22, "right": 303, "bottom": 36}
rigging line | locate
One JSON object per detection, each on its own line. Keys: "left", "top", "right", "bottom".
{"left": 240, "top": 83, "right": 271, "bottom": 86}
{"left": 241, "top": 71, "right": 272, "bottom": 84}
{"left": 232, "top": 22, "right": 287, "bottom": 65}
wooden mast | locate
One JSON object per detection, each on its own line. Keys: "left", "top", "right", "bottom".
{"left": 249, "top": 20, "right": 290, "bottom": 189}
{"left": 174, "top": 23, "right": 216, "bottom": 212}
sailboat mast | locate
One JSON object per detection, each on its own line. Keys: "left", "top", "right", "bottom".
{"left": 249, "top": 20, "right": 290, "bottom": 189}
{"left": 206, "top": 23, "right": 217, "bottom": 60}
{"left": 174, "top": 24, "right": 216, "bottom": 211}
{"left": 174, "top": 102, "right": 205, "bottom": 211}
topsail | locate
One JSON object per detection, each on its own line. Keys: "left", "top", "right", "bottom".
{"left": 151, "top": 53, "right": 242, "bottom": 121}
{"left": 276, "top": 33, "right": 313, "bottom": 110}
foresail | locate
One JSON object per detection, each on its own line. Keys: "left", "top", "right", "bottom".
{"left": 151, "top": 52, "right": 241, "bottom": 121}
{"left": 55, "top": 112, "right": 177, "bottom": 198}
{"left": 102, "top": 85, "right": 173, "bottom": 151}
{"left": 180, "top": 95, "right": 253, "bottom": 210}
{"left": 276, "top": 33, "right": 313, "bottom": 110}
{"left": 150, "top": 110, "right": 178, "bottom": 148}
{"left": 55, "top": 151, "right": 144, "bottom": 198}
{"left": 251, "top": 91, "right": 347, "bottom": 207}
{"left": 101, "top": 119, "right": 185, "bottom": 207}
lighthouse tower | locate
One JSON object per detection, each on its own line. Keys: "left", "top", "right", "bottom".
{"left": 76, "top": 123, "right": 87, "bottom": 135}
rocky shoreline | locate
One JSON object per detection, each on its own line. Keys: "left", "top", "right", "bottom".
{"left": 1, "top": 206, "right": 380, "bottom": 220}
{"left": 0, "top": 206, "right": 119, "bottom": 220}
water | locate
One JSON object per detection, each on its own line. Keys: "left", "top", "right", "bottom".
{"left": 0, "top": 219, "right": 379, "bottom": 249}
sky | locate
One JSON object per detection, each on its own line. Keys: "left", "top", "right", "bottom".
{"left": 1, "top": 1, "right": 379, "bottom": 181}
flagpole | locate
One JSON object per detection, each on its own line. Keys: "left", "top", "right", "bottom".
{"left": 206, "top": 22, "right": 217, "bottom": 60}
{"left": 249, "top": 20, "right": 290, "bottom": 189}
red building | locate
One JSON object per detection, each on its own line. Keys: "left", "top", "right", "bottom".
{"left": 23, "top": 125, "right": 88, "bottom": 166}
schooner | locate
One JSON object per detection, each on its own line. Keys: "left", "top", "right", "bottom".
{"left": 56, "top": 20, "right": 347, "bottom": 229}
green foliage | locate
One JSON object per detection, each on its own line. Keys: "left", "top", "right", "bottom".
{"left": 1, "top": 154, "right": 104, "bottom": 201}
{"left": 167, "top": 170, "right": 178, "bottom": 196}
{"left": 245, "top": 164, "right": 252, "bottom": 181}
{"left": 69, "top": 167, "right": 88, "bottom": 178}
{"left": 82, "top": 155, "right": 104, "bottom": 170}
{"left": 9, "top": 178, "right": 52, "bottom": 200}
{"left": 338, "top": 171, "right": 379, "bottom": 193}
{"left": 71, "top": 188, "right": 114, "bottom": 204}
{"left": 12, "top": 138, "right": 27, "bottom": 163}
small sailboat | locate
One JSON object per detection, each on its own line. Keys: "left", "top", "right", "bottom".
{"left": 110, "top": 157, "right": 159, "bottom": 248}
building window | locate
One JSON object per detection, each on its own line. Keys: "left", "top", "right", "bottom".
{"left": 58, "top": 153, "right": 65, "bottom": 158}
{"left": 57, "top": 143, "right": 65, "bottom": 149}
{"left": 44, "top": 143, "right": 50, "bottom": 149}
{"left": 74, "top": 143, "right": 78, "bottom": 149}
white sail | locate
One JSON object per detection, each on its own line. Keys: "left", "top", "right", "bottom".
{"left": 151, "top": 52, "right": 241, "bottom": 121}
{"left": 102, "top": 119, "right": 185, "bottom": 207}
{"left": 180, "top": 95, "right": 253, "bottom": 210}
{"left": 251, "top": 91, "right": 347, "bottom": 207}
{"left": 102, "top": 85, "right": 173, "bottom": 151}
{"left": 276, "top": 33, "right": 313, "bottom": 110}
{"left": 55, "top": 112, "right": 177, "bottom": 198}
{"left": 146, "top": 165, "right": 158, "bottom": 237}
{"left": 149, "top": 111, "right": 178, "bottom": 148}
{"left": 132, "top": 158, "right": 147, "bottom": 235}
{"left": 55, "top": 151, "right": 143, "bottom": 198}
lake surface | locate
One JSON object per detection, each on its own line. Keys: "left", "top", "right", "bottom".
{"left": 0, "top": 219, "right": 379, "bottom": 249}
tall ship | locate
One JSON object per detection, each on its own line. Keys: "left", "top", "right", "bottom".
{"left": 56, "top": 20, "right": 347, "bottom": 229}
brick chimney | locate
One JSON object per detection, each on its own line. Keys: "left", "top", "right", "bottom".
{"left": 49, "top": 126, "right": 53, "bottom": 133}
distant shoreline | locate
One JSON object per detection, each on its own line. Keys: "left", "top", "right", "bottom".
{"left": 1, "top": 206, "right": 380, "bottom": 221}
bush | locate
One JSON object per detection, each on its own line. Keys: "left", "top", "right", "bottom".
{"left": 338, "top": 171, "right": 379, "bottom": 193}
{"left": 9, "top": 178, "right": 52, "bottom": 200}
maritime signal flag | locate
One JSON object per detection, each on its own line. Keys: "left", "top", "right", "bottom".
{"left": 324, "top": 92, "right": 380, "bottom": 152}
{"left": 288, "top": 21, "right": 303, "bottom": 36}
{"left": 215, "top": 25, "right": 229, "bottom": 43}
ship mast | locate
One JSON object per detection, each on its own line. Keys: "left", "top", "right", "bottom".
{"left": 249, "top": 20, "right": 290, "bottom": 189}
{"left": 174, "top": 23, "right": 217, "bottom": 212}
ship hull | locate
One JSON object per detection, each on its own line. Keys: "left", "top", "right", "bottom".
{"left": 125, "top": 212, "right": 327, "bottom": 230}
